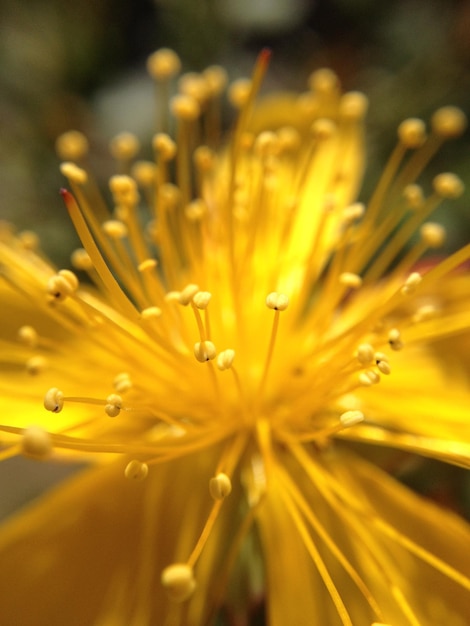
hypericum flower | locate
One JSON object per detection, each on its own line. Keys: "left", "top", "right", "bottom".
{"left": 0, "top": 48, "right": 469, "bottom": 626}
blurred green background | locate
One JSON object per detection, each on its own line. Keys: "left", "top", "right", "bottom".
{"left": 0, "top": 0, "right": 469, "bottom": 524}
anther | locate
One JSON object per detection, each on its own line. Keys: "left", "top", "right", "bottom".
{"left": 194, "top": 341, "right": 217, "bottom": 362}
{"left": 431, "top": 106, "right": 467, "bottom": 139}
{"left": 170, "top": 94, "right": 201, "bottom": 121}
{"left": 44, "top": 387, "right": 64, "bottom": 413}
{"left": 356, "top": 343, "right": 374, "bottom": 365}
{"left": 403, "top": 184, "right": 424, "bottom": 210}
{"left": 71, "top": 248, "right": 93, "bottom": 271}
{"left": 18, "top": 325, "right": 38, "bottom": 348}
{"left": 60, "top": 162, "right": 88, "bottom": 185}
{"left": 433, "top": 173, "right": 464, "bottom": 199}
{"left": 109, "top": 132, "right": 140, "bottom": 162}
{"left": 194, "top": 146, "right": 215, "bottom": 172}
{"left": 254, "top": 131, "right": 280, "bottom": 158}
{"left": 105, "top": 394, "right": 123, "bottom": 417}
{"left": 277, "top": 126, "right": 301, "bottom": 153}
{"left": 342, "top": 202, "right": 365, "bottom": 224}
{"left": 308, "top": 68, "right": 339, "bottom": 94}
{"left": 311, "top": 118, "right": 336, "bottom": 140}
{"left": 153, "top": 133, "right": 177, "bottom": 161}
{"left": 113, "top": 372, "right": 133, "bottom": 393}
{"left": 216, "top": 349, "right": 235, "bottom": 371}
{"left": 138, "top": 259, "right": 158, "bottom": 273}
{"left": 209, "top": 472, "right": 232, "bottom": 500}
{"left": 185, "top": 199, "right": 207, "bottom": 222}
{"left": 388, "top": 328, "right": 404, "bottom": 351}
{"left": 18, "top": 230, "right": 40, "bottom": 251}
{"left": 47, "top": 269, "right": 79, "bottom": 301}
{"left": 266, "top": 292, "right": 289, "bottom": 311}
{"left": 192, "top": 291, "right": 211, "bottom": 310}
{"left": 26, "top": 356, "right": 48, "bottom": 375}
{"left": 21, "top": 426, "right": 52, "bottom": 459}
{"left": 412, "top": 304, "right": 439, "bottom": 323}
{"left": 125, "top": 460, "right": 149, "bottom": 481}
{"left": 401, "top": 272, "right": 422, "bottom": 295}
{"left": 147, "top": 48, "right": 181, "bottom": 81}
{"left": 141, "top": 306, "right": 162, "bottom": 320}
{"left": 339, "top": 92, "right": 369, "bottom": 121}
{"left": 161, "top": 563, "right": 196, "bottom": 603}
{"left": 203, "top": 65, "right": 228, "bottom": 97}
{"left": 420, "top": 222, "right": 446, "bottom": 248}
{"left": 178, "top": 284, "right": 200, "bottom": 306}
{"left": 132, "top": 161, "right": 157, "bottom": 187}
{"left": 102, "top": 220, "right": 128, "bottom": 239}
{"left": 339, "top": 272, "right": 362, "bottom": 289}
{"left": 359, "top": 370, "right": 380, "bottom": 386}
{"left": 397, "top": 118, "right": 427, "bottom": 149}
{"left": 178, "top": 72, "right": 210, "bottom": 105}
{"left": 375, "top": 354, "right": 391, "bottom": 375}
{"left": 339, "top": 410, "right": 364, "bottom": 427}
{"left": 55, "top": 130, "right": 89, "bottom": 161}
{"left": 228, "top": 78, "right": 252, "bottom": 109}
{"left": 109, "top": 175, "right": 139, "bottom": 204}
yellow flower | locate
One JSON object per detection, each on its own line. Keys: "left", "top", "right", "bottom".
{"left": 0, "top": 48, "right": 469, "bottom": 625}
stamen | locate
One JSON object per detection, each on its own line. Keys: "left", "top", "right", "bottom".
{"left": 161, "top": 563, "right": 196, "bottom": 602}
{"left": 60, "top": 162, "right": 88, "bottom": 185}
{"left": 113, "top": 372, "right": 133, "bottom": 393}
{"left": 43, "top": 387, "right": 64, "bottom": 413}
{"left": 209, "top": 472, "right": 232, "bottom": 500}
{"left": 21, "top": 426, "right": 52, "bottom": 459}
{"left": 124, "top": 459, "right": 149, "bottom": 481}
{"left": 431, "top": 106, "right": 467, "bottom": 139}
{"left": 194, "top": 341, "right": 216, "bottom": 362}
{"left": 105, "top": 394, "right": 123, "bottom": 417}
{"left": 356, "top": 343, "right": 375, "bottom": 365}
{"left": 55, "top": 130, "right": 89, "bottom": 161}
{"left": 359, "top": 371, "right": 380, "bottom": 386}
{"left": 109, "top": 132, "right": 140, "bottom": 173}
{"left": 374, "top": 354, "right": 391, "bottom": 376}
{"left": 147, "top": 48, "right": 181, "bottom": 81}
{"left": 339, "top": 272, "right": 362, "bottom": 289}
{"left": 433, "top": 172, "right": 464, "bottom": 199}
{"left": 400, "top": 272, "right": 422, "bottom": 295}
{"left": 339, "top": 410, "right": 364, "bottom": 427}
{"left": 397, "top": 118, "right": 427, "bottom": 149}
{"left": 420, "top": 222, "right": 446, "bottom": 248}
{"left": 388, "top": 329, "right": 404, "bottom": 351}
{"left": 216, "top": 349, "right": 235, "bottom": 371}
{"left": 46, "top": 269, "right": 79, "bottom": 302}
{"left": 17, "top": 325, "right": 38, "bottom": 348}
{"left": 26, "top": 355, "right": 48, "bottom": 375}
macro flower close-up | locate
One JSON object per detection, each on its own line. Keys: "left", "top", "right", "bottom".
{"left": 0, "top": 43, "right": 470, "bottom": 626}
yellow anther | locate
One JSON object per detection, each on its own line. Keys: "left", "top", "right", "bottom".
{"left": 192, "top": 291, "right": 212, "bottom": 309}
{"left": 47, "top": 270, "right": 79, "bottom": 301}
{"left": 159, "top": 183, "right": 181, "bottom": 209}
{"left": 412, "top": 304, "right": 439, "bottom": 323}
{"left": 147, "top": 48, "right": 181, "bottom": 81}
{"left": 216, "top": 349, "right": 235, "bottom": 371}
{"left": 339, "top": 272, "right": 362, "bottom": 289}
{"left": 401, "top": 271, "right": 422, "bottom": 295}
{"left": 21, "top": 426, "right": 52, "bottom": 459}
{"left": 109, "top": 132, "right": 140, "bottom": 161}
{"left": 359, "top": 370, "right": 380, "bottom": 386}
{"left": 277, "top": 126, "right": 301, "bottom": 153}
{"left": 254, "top": 131, "right": 279, "bottom": 158}
{"left": 18, "top": 325, "right": 38, "bottom": 348}
{"left": 161, "top": 563, "right": 196, "bottom": 603}
{"left": 18, "top": 230, "right": 40, "bottom": 250}
{"left": 397, "top": 118, "right": 427, "bottom": 148}
{"left": 203, "top": 65, "right": 228, "bottom": 96}
{"left": 311, "top": 118, "right": 336, "bottom": 140}
{"left": 55, "top": 130, "right": 89, "bottom": 161}
{"left": 185, "top": 199, "right": 207, "bottom": 222}
{"left": 138, "top": 258, "right": 158, "bottom": 273}
{"left": 433, "top": 173, "right": 464, "bottom": 199}
{"left": 431, "top": 106, "right": 467, "bottom": 138}
{"left": 71, "top": 247, "right": 93, "bottom": 270}
{"left": 194, "top": 341, "right": 217, "bottom": 362}
{"left": 153, "top": 133, "right": 177, "bottom": 160}
{"left": 178, "top": 72, "right": 210, "bottom": 104}
{"left": 102, "top": 220, "right": 128, "bottom": 239}
{"left": 308, "top": 68, "right": 339, "bottom": 94}
{"left": 132, "top": 161, "right": 157, "bottom": 186}
{"left": 266, "top": 292, "right": 289, "bottom": 311}
{"left": 339, "top": 92, "right": 369, "bottom": 121}
{"left": 194, "top": 146, "right": 215, "bottom": 172}
{"left": 109, "top": 175, "right": 139, "bottom": 204}
{"left": 105, "top": 394, "right": 123, "bottom": 418}
{"left": 388, "top": 328, "right": 404, "bottom": 351}
{"left": 26, "top": 355, "right": 48, "bottom": 375}
{"left": 356, "top": 343, "right": 375, "bottom": 365}
{"left": 403, "top": 184, "right": 424, "bottom": 210}
{"left": 113, "top": 372, "right": 133, "bottom": 393}
{"left": 141, "top": 306, "right": 162, "bottom": 320}
{"left": 170, "top": 94, "right": 201, "bottom": 121}
{"left": 125, "top": 459, "right": 149, "bottom": 481}
{"left": 209, "top": 472, "right": 232, "bottom": 500}
{"left": 44, "top": 387, "right": 64, "bottom": 413}
{"left": 228, "top": 78, "right": 252, "bottom": 109}
{"left": 375, "top": 354, "right": 391, "bottom": 375}
{"left": 342, "top": 202, "right": 365, "bottom": 224}
{"left": 420, "top": 222, "right": 446, "bottom": 248}
{"left": 59, "top": 162, "right": 88, "bottom": 185}
{"left": 339, "top": 410, "right": 364, "bottom": 427}
{"left": 178, "top": 284, "right": 200, "bottom": 306}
